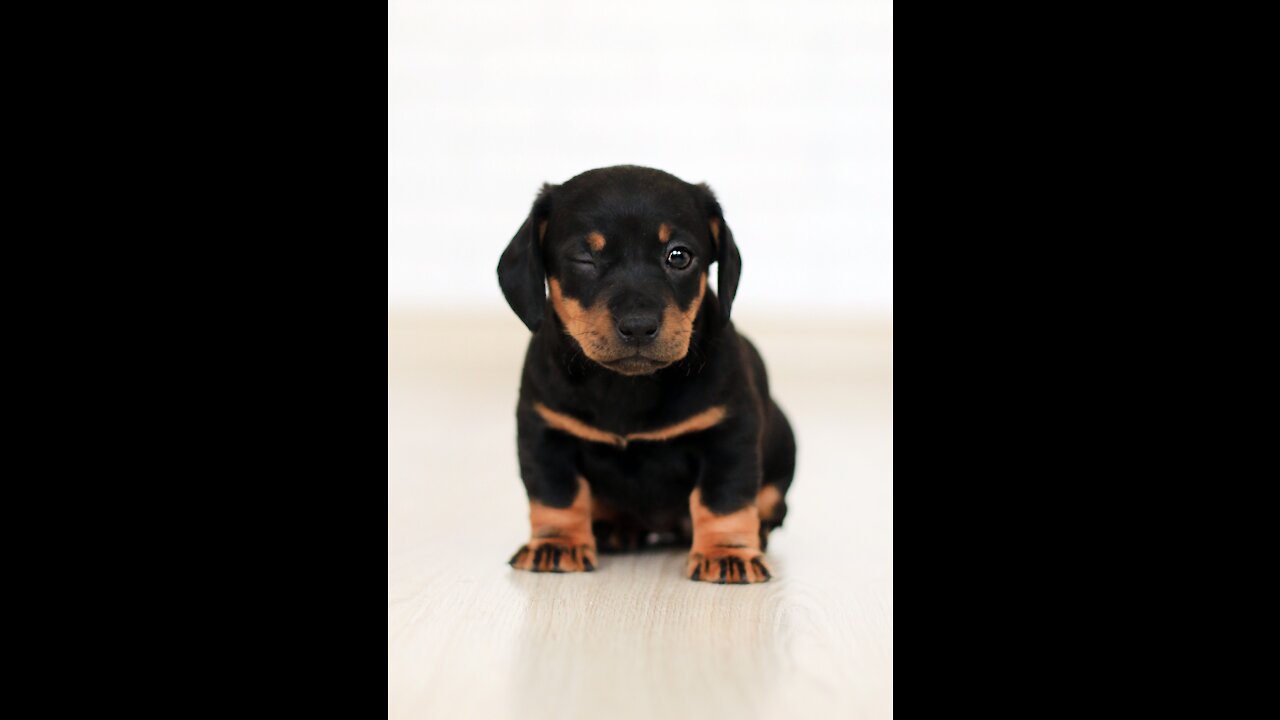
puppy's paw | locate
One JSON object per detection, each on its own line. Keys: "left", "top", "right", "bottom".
{"left": 686, "top": 548, "right": 772, "bottom": 584}
{"left": 509, "top": 539, "right": 597, "bottom": 573}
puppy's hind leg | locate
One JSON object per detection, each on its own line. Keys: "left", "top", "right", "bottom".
{"left": 590, "top": 497, "right": 646, "bottom": 554}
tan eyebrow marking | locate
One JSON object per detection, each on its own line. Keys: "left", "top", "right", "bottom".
{"left": 586, "top": 231, "right": 606, "bottom": 251}
{"left": 708, "top": 218, "right": 720, "bottom": 249}
{"left": 658, "top": 223, "right": 671, "bottom": 243}
{"left": 533, "top": 402, "right": 728, "bottom": 449}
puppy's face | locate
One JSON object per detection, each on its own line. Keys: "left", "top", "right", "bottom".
{"left": 498, "top": 167, "right": 741, "bottom": 376}
{"left": 543, "top": 188, "right": 713, "bottom": 375}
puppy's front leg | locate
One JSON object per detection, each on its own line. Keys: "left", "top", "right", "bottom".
{"left": 686, "top": 421, "right": 773, "bottom": 584}
{"left": 508, "top": 413, "right": 597, "bottom": 573}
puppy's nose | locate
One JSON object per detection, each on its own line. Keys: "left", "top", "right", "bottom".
{"left": 616, "top": 313, "right": 661, "bottom": 344}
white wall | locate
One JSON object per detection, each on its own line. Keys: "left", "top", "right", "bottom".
{"left": 389, "top": 0, "right": 893, "bottom": 317}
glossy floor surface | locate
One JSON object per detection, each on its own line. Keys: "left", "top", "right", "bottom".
{"left": 389, "top": 310, "right": 893, "bottom": 719}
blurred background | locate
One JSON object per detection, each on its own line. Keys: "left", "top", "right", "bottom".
{"left": 389, "top": 0, "right": 892, "bottom": 318}
{"left": 389, "top": 1, "right": 892, "bottom": 718}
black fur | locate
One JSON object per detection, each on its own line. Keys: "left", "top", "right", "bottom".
{"left": 497, "top": 165, "right": 795, "bottom": 548}
{"left": 497, "top": 184, "right": 554, "bottom": 332}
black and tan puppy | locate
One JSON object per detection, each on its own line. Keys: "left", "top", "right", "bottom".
{"left": 497, "top": 165, "right": 795, "bottom": 584}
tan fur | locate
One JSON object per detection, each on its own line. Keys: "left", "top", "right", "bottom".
{"left": 628, "top": 405, "right": 727, "bottom": 443}
{"left": 547, "top": 273, "right": 706, "bottom": 371}
{"left": 548, "top": 277, "right": 615, "bottom": 362}
{"left": 686, "top": 487, "right": 771, "bottom": 583}
{"left": 534, "top": 402, "right": 727, "bottom": 449}
{"left": 657, "top": 223, "right": 671, "bottom": 243}
{"left": 586, "top": 231, "right": 606, "bottom": 251}
{"left": 756, "top": 484, "right": 783, "bottom": 521}
{"left": 510, "top": 476, "right": 597, "bottom": 573}
{"left": 534, "top": 402, "right": 626, "bottom": 448}
{"left": 655, "top": 272, "right": 706, "bottom": 359}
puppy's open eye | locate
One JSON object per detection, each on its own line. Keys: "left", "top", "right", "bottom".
{"left": 665, "top": 247, "right": 693, "bottom": 270}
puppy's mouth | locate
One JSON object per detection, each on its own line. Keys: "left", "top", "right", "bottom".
{"left": 598, "top": 354, "right": 673, "bottom": 376}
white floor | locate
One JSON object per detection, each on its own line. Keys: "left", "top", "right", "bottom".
{"left": 389, "top": 309, "right": 893, "bottom": 719}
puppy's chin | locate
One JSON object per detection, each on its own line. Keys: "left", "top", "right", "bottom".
{"left": 597, "top": 355, "right": 674, "bottom": 376}
{"left": 571, "top": 333, "right": 692, "bottom": 376}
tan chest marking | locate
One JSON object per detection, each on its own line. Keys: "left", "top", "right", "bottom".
{"left": 533, "top": 402, "right": 727, "bottom": 449}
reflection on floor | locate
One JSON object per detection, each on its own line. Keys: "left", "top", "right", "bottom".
{"left": 389, "top": 310, "right": 892, "bottom": 719}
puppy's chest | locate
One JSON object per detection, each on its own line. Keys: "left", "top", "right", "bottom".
{"left": 533, "top": 398, "right": 727, "bottom": 450}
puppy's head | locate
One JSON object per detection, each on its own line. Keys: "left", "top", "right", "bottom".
{"left": 497, "top": 166, "right": 741, "bottom": 376}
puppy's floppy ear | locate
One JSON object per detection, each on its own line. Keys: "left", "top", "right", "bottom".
{"left": 497, "top": 184, "right": 556, "bottom": 332}
{"left": 696, "top": 183, "right": 741, "bottom": 326}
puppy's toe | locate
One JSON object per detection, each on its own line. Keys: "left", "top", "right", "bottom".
{"left": 686, "top": 548, "right": 772, "bottom": 584}
{"left": 509, "top": 539, "right": 597, "bottom": 573}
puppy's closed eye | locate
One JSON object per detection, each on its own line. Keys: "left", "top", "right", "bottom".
{"left": 569, "top": 255, "right": 597, "bottom": 272}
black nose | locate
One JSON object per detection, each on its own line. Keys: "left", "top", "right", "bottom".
{"left": 616, "top": 313, "right": 660, "bottom": 344}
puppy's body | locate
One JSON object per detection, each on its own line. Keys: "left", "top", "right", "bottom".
{"left": 519, "top": 296, "right": 794, "bottom": 538}
{"left": 498, "top": 166, "right": 795, "bottom": 583}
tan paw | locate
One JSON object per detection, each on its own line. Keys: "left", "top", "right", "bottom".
{"left": 509, "top": 538, "right": 597, "bottom": 573}
{"left": 686, "top": 548, "right": 772, "bottom": 584}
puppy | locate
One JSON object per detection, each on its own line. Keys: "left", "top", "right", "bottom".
{"left": 497, "top": 165, "right": 795, "bottom": 584}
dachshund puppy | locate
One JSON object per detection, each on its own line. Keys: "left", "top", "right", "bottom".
{"left": 497, "top": 165, "right": 795, "bottom": 583}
